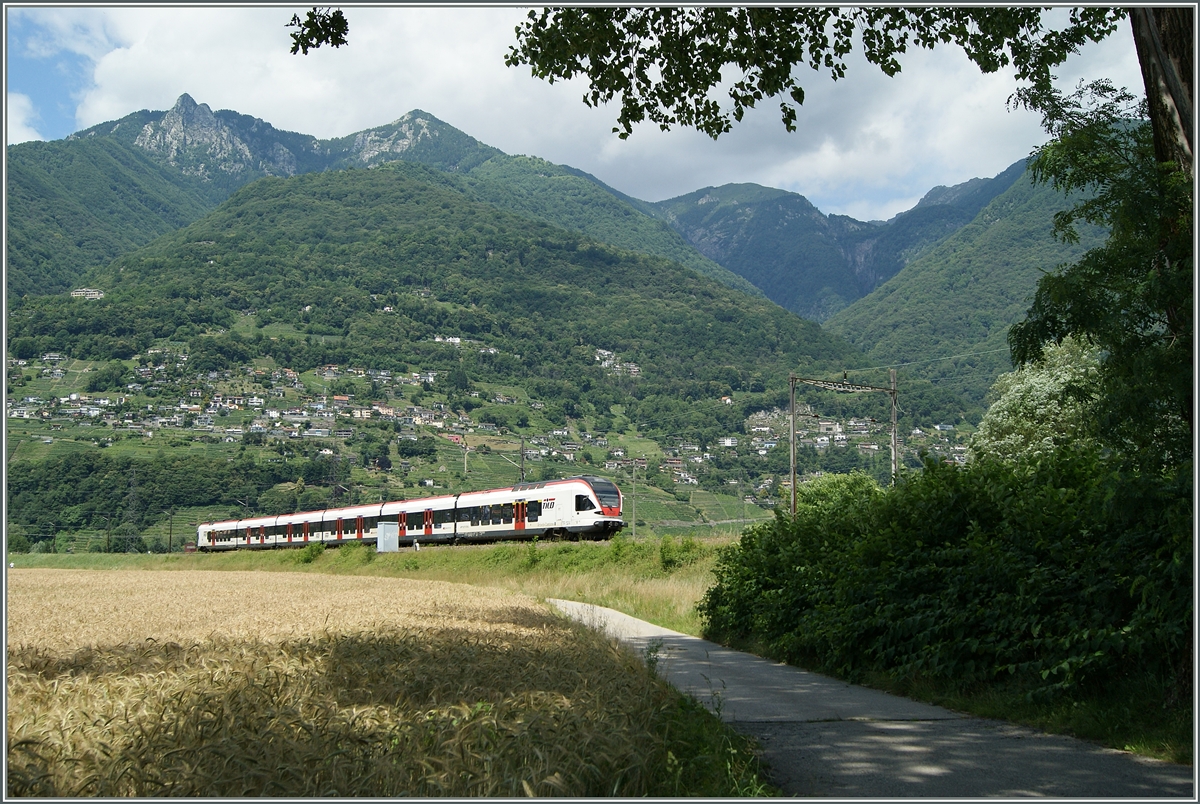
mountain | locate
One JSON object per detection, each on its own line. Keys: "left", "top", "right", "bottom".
{"left": 10, "top": 163, "right": 858, "bottom": 419}
{"left": 647, "top": 160, "right": 1026, "bottom": 321}
{"left": 9, "top": 94, "right": 754, "bottom": 298}
{"left": 823, "top": 171, "right": 1106, "bottom": 402}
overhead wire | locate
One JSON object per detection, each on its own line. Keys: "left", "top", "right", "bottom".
{"left": 841, "top": 347, "right": 1011, "bottom": 374}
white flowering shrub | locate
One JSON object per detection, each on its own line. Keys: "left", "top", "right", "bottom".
{"left": 970, "top": 337, "right": 1101, "bottom": 464}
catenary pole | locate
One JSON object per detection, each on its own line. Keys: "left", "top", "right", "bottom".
{"left": 789, "top": 374, "right": 797, "bottom": 516}
{"left": 795, "top": 373, "right": 900, "bottom": 487}
{"left": 890, "top": 369, "right": 899, "bottom": 480}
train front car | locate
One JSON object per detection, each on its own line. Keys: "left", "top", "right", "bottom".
{"left": 572, "top": 475, "right": 625, "bottom": 539}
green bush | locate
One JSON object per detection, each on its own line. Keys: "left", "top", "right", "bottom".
{"left": 334, "top": 542, "right": 374, "bottom": 566}
{"left": 700, "top": 455, "right": 1192, "bottom": 699}
{"left": 524, "top": 536, "right": 541, "bottom": 569}
{"left": 295, "top": 542, "right": 325, "bottom": 564}
{"left": 609, "top": 532, "right": 633, "bottom": 563}
{"left": 659, "top": 535, "right": 706, "bottom": 572}
{"left": 7, "top": 532, "right": 31, "bottom": 554}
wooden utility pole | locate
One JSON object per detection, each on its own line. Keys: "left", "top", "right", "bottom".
{"left": 795, "top": 373, "right": 900, "bottom": 485}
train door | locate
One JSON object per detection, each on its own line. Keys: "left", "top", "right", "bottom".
{"left": 515, "top": 500, "right": 526, "bottom": 532}
{"left": 423, "top": 508, "right": 433, "bottom": 537}
{"left": 303, "top": 521, "right": 310, "bottom": 542}
{"left": 336, "top": 518, "right": 344, "bottom": 541}
{"left": 398, "top": 512, "right": 406, "bottom": 539}
{"left": 356, "top": 515, "right": 364, "bottom": 540}
{"left": 259, "top": 526, "right": 265, "bottom": 544}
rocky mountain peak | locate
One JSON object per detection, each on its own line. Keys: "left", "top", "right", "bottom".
{"left": 346, "top": 111, "right": 437, "bottom": 165}
{"left": 133, "top": 93, "right": 253, "bottom": 180}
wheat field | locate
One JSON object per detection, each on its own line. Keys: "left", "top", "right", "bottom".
{"left": 7, "top": 569, "right": 768, "bottom": 797}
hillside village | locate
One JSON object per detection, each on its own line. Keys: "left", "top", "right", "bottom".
{"left": 8, "top": 343, "right": 969, "bottom": 509}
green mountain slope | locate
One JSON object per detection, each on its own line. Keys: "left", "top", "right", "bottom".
{"left": 10, "top": 95, "right": 756, "bottom": 299}
{"left": 823, "top": 173, "right": 1105, "bottom": 402}
{"left": 5, "top": 137, "right": 214, "bottom": 297}
{"left": 11, "top": 164, "right": 857, "bottom": 411}
{"left": 648, "top": 161, "right": 1026, "bottom": 322}
{"left": 462, "top": 156, "right": 762, "bottom": 296}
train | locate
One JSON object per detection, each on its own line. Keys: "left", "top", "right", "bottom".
{"left": 196, "top": 475, "right": 624, "bottom": 551}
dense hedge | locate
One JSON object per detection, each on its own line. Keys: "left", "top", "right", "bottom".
{"left": 700, "top": 452, "right": 1192, "bottom": 697}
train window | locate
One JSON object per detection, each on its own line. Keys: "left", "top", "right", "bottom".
{"left": 468, "top": 506, "right": 481, "bottom": 525}
{"left": 434, "top": 509, "right": 452, "bottom": 526}
{"left": 407, "top": 511, "right": 422, "bottom": 529}
{"left": 586, "top": 477, "right": 622, "bottom": 509}
{"left": 575, "top": 495, "right": 596, "bottom": 512}
{"left": 363, "top": 516, "right": 378, "bottom": 533}
{"left": 527, "top": 501, "right": 541, "bottom": 522}
{"left": 500, "top": 503, "right": 514, "bottom": 523}
{"left": 457, "top": 507, "right": 472, "bottom": 522}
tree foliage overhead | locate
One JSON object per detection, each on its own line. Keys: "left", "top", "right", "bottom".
{"left": 1009, "top": 80, "right": 1193, "bottom": 470}
{"left": 288, "top": 7, "right": 349, "bottom": 55}
{"left": 505, "top": 8, "right": 1125, "bottom": 139}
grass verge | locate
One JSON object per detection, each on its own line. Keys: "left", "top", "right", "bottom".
{"left": 8, "top": 532, "right": 725, "bottom": 635}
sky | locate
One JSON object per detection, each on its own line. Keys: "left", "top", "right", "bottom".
{"left": 5, "top": 6, "right": 1144, "bottom": 220}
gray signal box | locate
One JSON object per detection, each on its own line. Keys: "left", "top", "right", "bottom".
{"left": 376, "top": 522, "right": 399, "bottom": 553}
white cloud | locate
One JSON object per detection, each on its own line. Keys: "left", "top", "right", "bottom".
{"left": 15, "top": 6, "right": 1145, "bottom": 217}
{"left": 6, "top": 93, "right": 45, "bottom": 144}
{"left": 9, "top": 6, "right": 123, "bottom": 61}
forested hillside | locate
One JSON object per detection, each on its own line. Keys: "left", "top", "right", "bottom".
{"left": 463, "top": 156, "right": 761, "bottom": 296}
{"left": 6, "top": 138, "right": 214, "bottom": 296}
{"left": 647, "top": 162, "right": 1025, "bottom": 322}
{"left": 824, "top": 173, "right": 1106, "bottom": 402}
{"left": 9, "top": 163, "right": 859, "bottom": 432}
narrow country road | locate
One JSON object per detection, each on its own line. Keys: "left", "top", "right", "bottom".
{"left": 548, "top": 599, "right": 1194, "bottom": 798}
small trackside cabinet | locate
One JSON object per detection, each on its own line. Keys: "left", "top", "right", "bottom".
{"left": 377, "top": 522, "right": 400, "bottom": 553}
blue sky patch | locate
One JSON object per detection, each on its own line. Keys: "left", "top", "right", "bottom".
{"left": 7, "top": 14, "right": 95, "bottom": 141}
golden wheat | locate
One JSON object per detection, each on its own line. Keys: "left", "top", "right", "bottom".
{"left": 7, "top": 569, "right": 765, "bottom": 797}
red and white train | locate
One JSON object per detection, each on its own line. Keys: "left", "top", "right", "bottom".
{"left": 196, "top": 475, "right": 624, "bottom": 551}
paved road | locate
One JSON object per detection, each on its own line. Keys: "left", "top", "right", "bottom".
{"left": 549, "top": 599, "right": 1195, "bottom": 798}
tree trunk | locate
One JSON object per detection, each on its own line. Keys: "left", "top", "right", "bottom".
{"left": 1131, "top": 8, "right": 1194, "bottom": 176}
